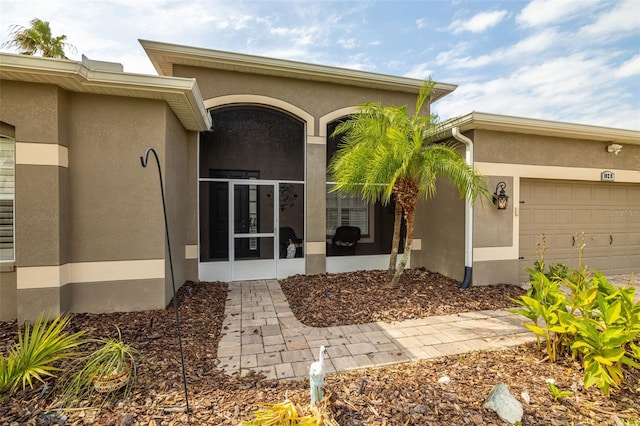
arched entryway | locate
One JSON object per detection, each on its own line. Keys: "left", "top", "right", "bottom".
{"left": 198, "top": 104, "right": 306, "bottom": 281}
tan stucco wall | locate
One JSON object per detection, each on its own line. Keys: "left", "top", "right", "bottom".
{"left": 15, "top": 165, "right": 63, "bottom": 266}
{"left": 413, "top": 180, "right": 466, "bottom": 282}
{"left": 163, "top": 105, "right": 190, "bottom": 303}
{"left": 0, "top": 81, "right": 63, "bottom": 144}
{"left": 0, "top": 271, "right": 17, "bottom": 321}
{"left": 474, "top": 176, "right": 514, "bottom": 248}
{"left": 474, "top": 130, "right": 640, "bottom": 170}
{"left": 473, "top": 259, "right": 519, "bottom": 286}
{"left": 173, "top": 65, "right": 420, "bottom": 133}
{"left": 67, "top": 93, "right": 166, "bottom": 262}
{"left": 0, "top": 78, "right": 198, "bottom": 321}
{"left": 17, "top": 288, "right": 61, "bottom": 320}
{"left": 185, "top": 131, "right": 199, "bottom": 280}
{"left": 61, "top": 278, "right": 165, "bottom": 313}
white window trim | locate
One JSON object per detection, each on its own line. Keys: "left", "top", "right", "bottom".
{"left": 0, "top": 135, "right": 15, "bottom": 264}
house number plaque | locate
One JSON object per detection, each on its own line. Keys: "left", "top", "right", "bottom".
{"left": 601, "top": 170, "right": 615, "bottom": 182}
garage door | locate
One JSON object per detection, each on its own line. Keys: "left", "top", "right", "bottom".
{"left": 519, "top": 180, "right": 640, "bottom": 282}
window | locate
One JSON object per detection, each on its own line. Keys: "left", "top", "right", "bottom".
{"left": 326, "top": 118, "right": 371, "bottom": 239}
{"left": 0, "top": 135, "right": 15, "bottom": 262}
{"left": 326, "top": 184, "right": 369, "bottom": 236}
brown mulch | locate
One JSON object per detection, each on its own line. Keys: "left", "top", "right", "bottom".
{"left": 280, "top": 268, "right": 526, "bottom": 326}
{"left": 0, "top": 271, "right": 638, "bottom": 425}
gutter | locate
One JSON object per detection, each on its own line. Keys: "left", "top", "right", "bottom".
{"left": 452, "top": 127, "right": 473, "bottom": 289}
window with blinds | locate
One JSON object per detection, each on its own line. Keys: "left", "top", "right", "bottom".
{"left": 0, "top": 135, "right": 15, "bottom": 262}
{"left": 326, "top": 185, "right": 369, "bottom": 237}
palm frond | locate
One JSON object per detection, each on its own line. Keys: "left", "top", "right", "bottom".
{"left": 1, "top": 314, "right": 85, "bottom": 393}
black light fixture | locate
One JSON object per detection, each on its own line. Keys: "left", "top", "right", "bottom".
{"left": 492, "top": 181, "right": 509, "bottom": 210}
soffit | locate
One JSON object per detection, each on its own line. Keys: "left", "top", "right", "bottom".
{"left": 139, "top": 39, "right": 458, "bottom": 102}
{"left": 443, "top": 111, "right": 640, "bottom": 145}
{"left": 0, "top": 53, "right": 211, "bottom": 132}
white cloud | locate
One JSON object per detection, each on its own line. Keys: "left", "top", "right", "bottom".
{"left": 433, "top": 52, "right": 640, "bottom": 130}
{"left": 436, "top": 30, "right": 557, "bottom": 69}
{"left": 508, "top": 30, "right": 557, "bottom": 55}
{"left": 335, "top": 52, "right": 376, "bottom": 72}
{"left": 416, "top": 18, "right": 427, "bottom": 29}
{"left": 615, "top": 54, "right": 640, "bottom": 78}
{"left": 338, "top": 38, "right": 358, "bottom": 49}
{"left": 579, "top": 0, "right": 640, "bottom": 37}
{"left": 516, "top": 0, "right": 599, "bottom": 27}
{"left": 404, "top": 63, "right": 433, "bottom": 80}
{"left": 449, "top": 10, "right": 507, "bottom": 34}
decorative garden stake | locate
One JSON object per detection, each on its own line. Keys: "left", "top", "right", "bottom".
{"left": 140, "top": 147, "right": 190, "bottom": 413}
{"left": 358, "top": 378, "right": 368, "bottom": 395}
{"left": 309, "top": 345, "right": 327, "bottom": 405}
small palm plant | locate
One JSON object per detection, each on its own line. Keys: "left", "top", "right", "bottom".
{"left": 62, "top": 326, "right": 138, "bottom": 403}
{"left": 0, "top": 314, "right": 85, "bottom": 394}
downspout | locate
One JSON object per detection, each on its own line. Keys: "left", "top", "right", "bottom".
{"left": 452, "top": 127, "right": 473, "bottom": 289}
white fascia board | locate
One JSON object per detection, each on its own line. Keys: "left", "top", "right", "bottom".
{"left": 139, "top": 39, "right": 458, "bottom": 101}
{"left": 0, "top": 53, "right": 211, "bottom": 132}
{"left": 441, "top": 111, "right": 640, "bottom": 145}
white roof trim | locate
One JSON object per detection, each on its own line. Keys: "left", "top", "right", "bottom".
{"left": 139, "top": 39, "right": 457, "bottom": 102}
{"left": 0, "top": 53, "right": 211, "bottom": 132}
{"left": 443, "top": 111, "right": 640, "bottom": 145}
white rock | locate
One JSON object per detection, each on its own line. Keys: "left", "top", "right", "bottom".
{"left": 437, "top": 376, "right": 451, "bottom": 384}
{"left": 483, "top": 382, "right": 523, "bottom": 425}
{"left": 520, "top": 391, "right": 530, "bottom": 404}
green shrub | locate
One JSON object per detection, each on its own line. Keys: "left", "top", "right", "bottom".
{"left": 512, "top": 236, "right": 640, "bottom": 397}
{"left": 0, "top": 314, "right": 85, "bottom": 393}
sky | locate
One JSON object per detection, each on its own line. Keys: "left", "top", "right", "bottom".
{"left": 1, "top": 0, "right": 639, "bottom": 130}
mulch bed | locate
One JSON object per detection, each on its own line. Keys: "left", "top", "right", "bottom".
{"left": 280, "top": 268, "right": 526, "bottom": 326}
{"left": 0, "top": 271, "right": 638, "bottom": 425}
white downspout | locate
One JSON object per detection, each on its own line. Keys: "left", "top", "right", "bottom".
{"left": 452, "top": 127, "right": 473, "bottom": 289}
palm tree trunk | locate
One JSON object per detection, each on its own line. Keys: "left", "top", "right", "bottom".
{"left": 390, "top": 200, "right": 416, "bottom": 287}
{"left": 386, "top": 200, "right": 403, "bottom": 281}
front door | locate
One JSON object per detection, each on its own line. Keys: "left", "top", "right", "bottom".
{"left": 231, "top": 182, "right": 277, "bottom": 280}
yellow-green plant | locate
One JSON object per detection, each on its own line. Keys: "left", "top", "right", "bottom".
{"left": 0, "top": 314, "right": 85, "bottom": 393}
{"left": 547, "top": 381, "right": 573, "bottom": 401}
{"left": 512, "top": 241, "right": 640, "bottom": 396}
{"left": 510, "top": 272, "right": 572, "bottom": 361}
{"left": 570, "top": 287, "right": 640, "bottom": 396}
{"left": 529, "top": 233, "right": 568, "bottom": 282}
{"left": 242, "top": 398, "right": 339, "bottom": 426}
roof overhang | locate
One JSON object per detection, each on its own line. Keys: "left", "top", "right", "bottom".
{"left": 440, "top": 111, "right": 640, "bottom": 145}
{"left": 139, "top": 39, "right": 457, "bottom": 102}
{"left": 0, "top": 52, "right": 211, "bottom": 132}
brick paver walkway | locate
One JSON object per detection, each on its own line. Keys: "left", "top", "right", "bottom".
{"left": 216, "top": 280, "right": 539, "bottom": 380}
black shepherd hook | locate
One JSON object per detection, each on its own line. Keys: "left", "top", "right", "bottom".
{"left": 140, "top": 147, "right": 190, "bottom": 413}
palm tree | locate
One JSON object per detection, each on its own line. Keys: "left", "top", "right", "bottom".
{"left": 330, "top": 79, "right": 489, "bottom": 286}
{"left": 329, "top": 104, "right": 404, "bottom": 278}
{"left": 2, "top": 18, "right": 75, "bottom": 59}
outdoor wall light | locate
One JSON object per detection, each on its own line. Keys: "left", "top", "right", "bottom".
{"left": 492, "top": 181, "right": 509, "bottom": 210}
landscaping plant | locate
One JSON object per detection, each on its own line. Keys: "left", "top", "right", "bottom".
{"left": 512, "top": 235, "right": 640, "bottom": 396}
{"left": 242, "top": 397, "right": 339, "bottom": 426}
{"left": 546, "top": 380, "right": 573, "bottom": 401}
{"left": 61, "top": 325, "right": 139, "bottom": 404}
{"left": 329, "top": 78, "right": 489, "bottom": 285}
{"left": 0, "top": 314, "right": 85, "bottom": 394}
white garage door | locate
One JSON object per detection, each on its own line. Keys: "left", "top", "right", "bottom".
{"left": 519, "top": 180, "right": 640, "bottom": 282}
